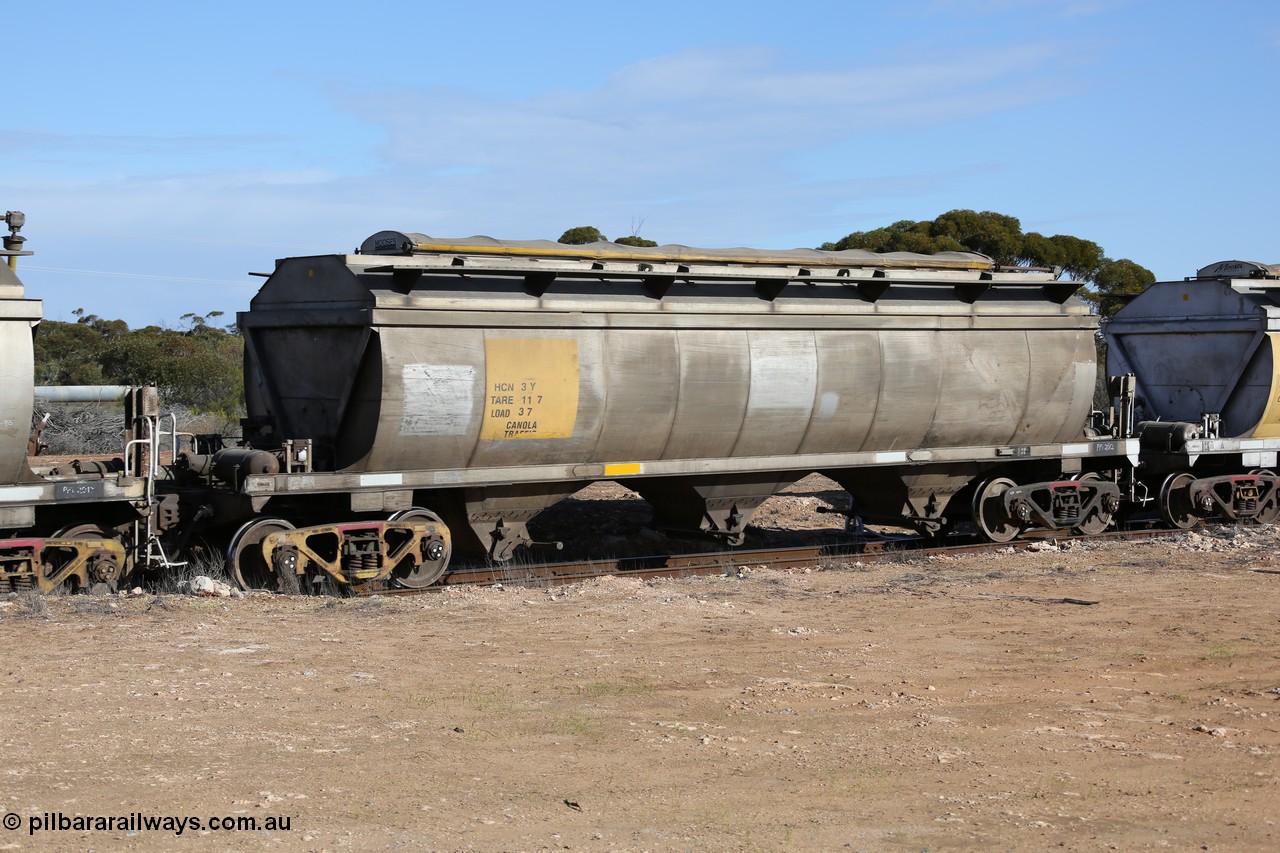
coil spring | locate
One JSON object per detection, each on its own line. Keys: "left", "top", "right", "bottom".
{"left": 1053, "top": 487, "right": 1083, "bottom": 526}
{"left": 343, "top": 551, "right": 382, "bottom": 576}
{"left": 4, "top": 574, "right": 34, "bottom": 593}
{"left": 1053, "top": 502, "right": 1081, "bottom": 525}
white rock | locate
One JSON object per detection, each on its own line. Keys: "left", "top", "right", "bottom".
{"left": 190, "top": 575, "right": 235, "bottom": 598}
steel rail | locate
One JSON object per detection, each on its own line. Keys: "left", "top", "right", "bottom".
{"left": 362, "top": 524, "right": 1190, "bottom": 597}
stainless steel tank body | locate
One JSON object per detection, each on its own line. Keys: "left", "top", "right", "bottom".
{"left": 240, "top": 236, "right": 1098, "bottom": 480}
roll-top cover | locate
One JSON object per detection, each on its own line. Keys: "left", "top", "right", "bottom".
{"left": 1195, "top": 260, "right": 1280, "bottom": 280}
{"left": 360, "top": 231, "right": 997, "bottom": 271}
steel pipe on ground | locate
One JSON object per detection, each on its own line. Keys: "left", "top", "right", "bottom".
{"left": 34, "top": 386, "right": 131, "bottom": 402}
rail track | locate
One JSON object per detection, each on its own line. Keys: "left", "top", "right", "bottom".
{"left": 366, "top": 523, "right": 1193, "bottom": 597}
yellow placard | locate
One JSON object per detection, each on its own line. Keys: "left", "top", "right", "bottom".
{"left": 480, "top": 338, "right": 579, "bottom": 440}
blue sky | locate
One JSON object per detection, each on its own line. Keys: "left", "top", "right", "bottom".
{"left": 5, "top": 0, "right": 1277, "bottom": 327}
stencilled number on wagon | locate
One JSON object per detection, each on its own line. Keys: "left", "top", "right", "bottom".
{"left": 55, "top": 481, "right": 103, "bottom": 500}
{"left": 481, "top": 339, "right": 579, "bottom": 440}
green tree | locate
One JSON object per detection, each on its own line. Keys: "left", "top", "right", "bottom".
{"left": 821, "top": 219, "right": 964, "bottom": 254}
{"left": 33, "top": 310, "right": 129, "bottom": 386}
{"left": 99, "top": 326, "right": 243, "bottom": 416}
{"left": 558, "top": 226, "right": 607, "bottom": 245}
{"left": 1040, "top": 234, "right": 1105, "bottom": 282}
{"left": 820, "top": 209, "right": 1151, "bottom": 313}
{"left": 34, "top": 310, "right": 244, "bottom": 415}
{"left": 931, "top": 210, "right": 1025, "bottom": 265}
{"left": 1017, "top": 232, "right": 1063, "bottom": 268}
{"left": 614, "top": 235, "right": 658, "bottom": 247}
{"left": 1088, "top": 258, "right": 1157, "bottom": 318}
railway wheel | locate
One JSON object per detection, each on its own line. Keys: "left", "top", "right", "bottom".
{"left": 1072, "top": 473, "right": 1113, "bottom": 536}
{"left": 50, "top": 523, "right": 124, "bottom": 592}
{"left": 387, "top": 507, "right": 452, "bottom": 589}
{"left": 971, "top": 477, "right": 1021, "bottom": 543}
{"left": 1249, "top": 469, "right": 1280, "bottom": 524}
{"left": 227, "top": 518, "right": 296, "bottom": 591}
{"left": 1158, "top": 472, "right": 1201, "bottom": 530}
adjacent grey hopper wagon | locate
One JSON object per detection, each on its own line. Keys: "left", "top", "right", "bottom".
{"left": 1105, "top": 260, "right": 1280, "bottom": 530}
{"left": 237, "top": 233, "right": 1104, "bottom": 558}
{"left": 1106, "top": 260, "right": 1280, "bottom": 439}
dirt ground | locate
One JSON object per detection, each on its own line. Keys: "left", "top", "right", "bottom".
{"left": 2, "top": 491, "right": 1279, "bottom": 851}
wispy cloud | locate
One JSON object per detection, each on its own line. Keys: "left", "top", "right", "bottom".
{"left": 335, "top": 44, "right": 1080, "bottom": 242}
{"left": 915, "top": 0, "right": 1118, "bottom": 17}
{"left": 5, "top": 41, "right": 1083, "bottom": 248}
{"left": 7, "top": 39, "right": 1087, "bottom": 328}
{"left": 4, "top": 129, "right": 293, "bottom": 165}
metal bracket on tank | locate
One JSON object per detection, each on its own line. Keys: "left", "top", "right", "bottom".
{"left": 1042, "top": 282, "right": 1081, "bottom": 304}
{"left": 754, "top": 278, "right": 790, "bottom": 301}
{"left": 523, "top": 272, "right": 556, "bottom": 297}
{"left": 954, "top": 282, "right": 990, "bottom": 304}
{"left": 362, "top": 264, "right": 423, "bottom": 294}
{"left": 852, "top": 280, "right": 890, "bottom": 302}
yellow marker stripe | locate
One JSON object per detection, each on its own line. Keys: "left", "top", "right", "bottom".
{"left": 1250, "top": 332, "right": 1280, "bottom": 438}
{"left": 604, "top": 463, "right": 643, "bottom": 477}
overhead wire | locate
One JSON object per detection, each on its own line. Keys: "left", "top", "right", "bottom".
{"left": 20, "top": 265, "right": 256, "bottom": 287}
